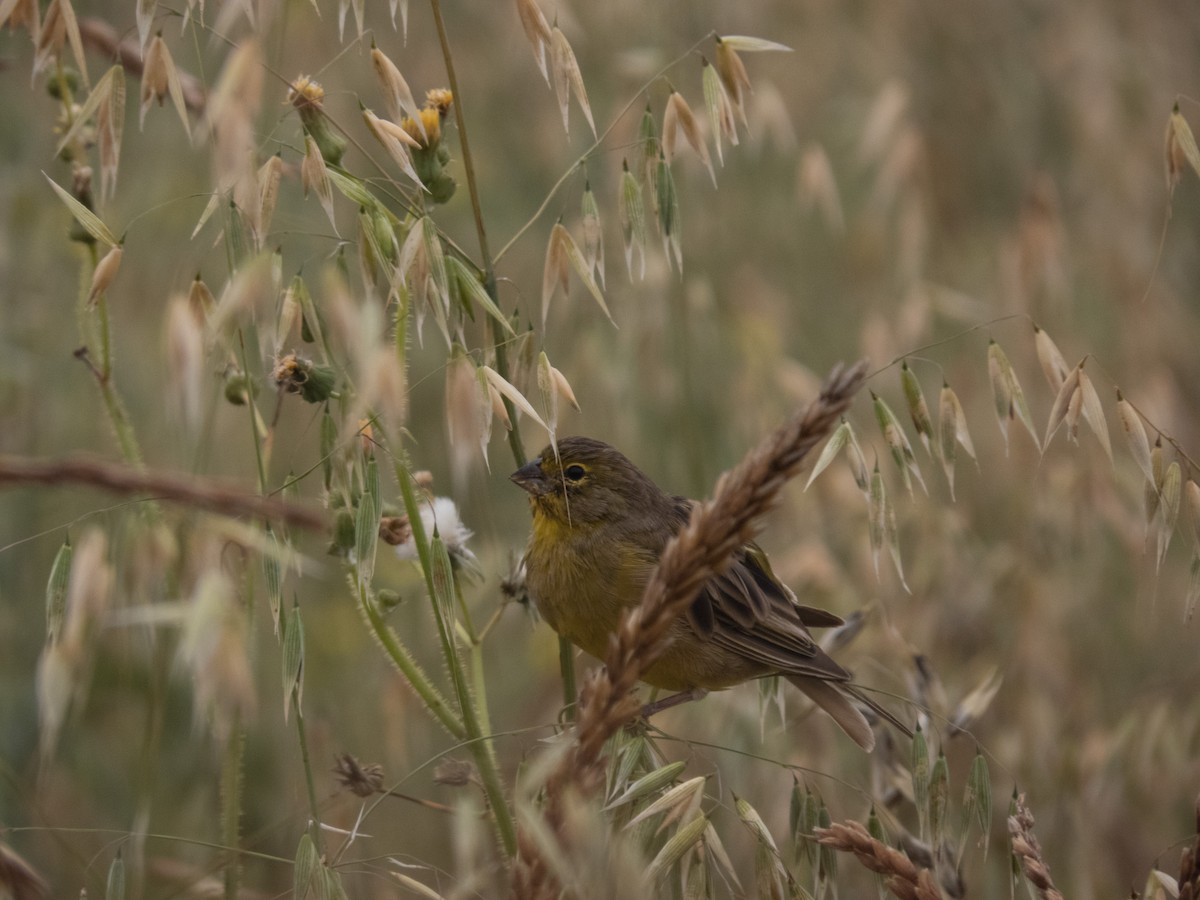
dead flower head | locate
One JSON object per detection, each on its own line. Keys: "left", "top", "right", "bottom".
{"left": 333, "top": 753, "right": 385, "bottom": 797}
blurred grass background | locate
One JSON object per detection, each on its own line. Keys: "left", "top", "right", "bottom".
{"left": 3, "top": 0, "right": 1200, "bottom": 896}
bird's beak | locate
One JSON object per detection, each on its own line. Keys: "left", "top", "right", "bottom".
{"left": 510, "top": 459, "right": 553, "bottom": 496}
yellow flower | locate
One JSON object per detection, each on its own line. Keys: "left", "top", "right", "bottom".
{"left": 402, "top": 107, "right": 442, "bottom": 147}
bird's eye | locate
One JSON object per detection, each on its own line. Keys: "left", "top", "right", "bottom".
{"left": 564, "top": 464, "right": 587, "bottom": 482}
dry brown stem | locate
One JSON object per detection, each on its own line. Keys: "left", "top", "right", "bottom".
{"left": 1007, "top": 793, "right": 1063, "bottom": 900}
{"left": 816, "top": 820, "right": 943, "bottom": 900}
{"left": 510, "top": 361, "right": 868, "bottom": 898}
{"left": 0, "top": 454, "right": 327, "bottom": 531}
{"left": 78, "top": 17, "right": 207, "bottom": 114}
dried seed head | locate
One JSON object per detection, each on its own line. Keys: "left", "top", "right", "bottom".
{"left": 333, "top": 753, "right": 385, "bottom": 797}
{"left": 272, "top": 352, "right": 336, "bottom": 404}
{"left": 433, "top": 757, "right": 476, "bottom": 787}
{"left": 378, "top": 515, "right": 412, "bottom": 546}
{"left": 425, "top": 88, "right": 453, "bottom": 114}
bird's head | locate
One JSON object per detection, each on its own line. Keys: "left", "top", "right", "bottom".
{"left": 510, "top": 436, "right": 664, "bottom": 527}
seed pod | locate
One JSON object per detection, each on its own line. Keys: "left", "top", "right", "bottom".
{"left": 87, "top": 244, "right": 123, "bottom": 306}
{"left": 901, "top": 362, "right": 934, "bottom": 456}
{"left": 1117, "top": 391, "right": 1153, "bottom": 483}
{"left": 1146, "top": 437, "right": 1164, "bottom": 525}
{"left": 1033, "top": 324, "right": 1070, "bottom": 391}
{"left": 618, "top": 160, "right": 646, "bottom": 279}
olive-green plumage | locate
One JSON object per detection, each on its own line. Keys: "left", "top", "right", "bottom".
{"left": 512, "top": 436, "right": 907, "bottom": 751}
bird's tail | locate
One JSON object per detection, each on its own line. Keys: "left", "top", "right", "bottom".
{"left": 787, "top": 676, "right": 912, "bottom": 752}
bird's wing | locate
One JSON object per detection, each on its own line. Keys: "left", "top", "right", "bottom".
{"left": 672, "top": 498, "right": 852, "bottom": 682}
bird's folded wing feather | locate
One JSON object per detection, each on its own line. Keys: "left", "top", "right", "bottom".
{"left": 671, "top": 498, "right": 852, "bottom": 683}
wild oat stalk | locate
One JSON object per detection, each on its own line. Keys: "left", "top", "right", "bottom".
{"left": 1007, "top": 793, "right": 1063, "bottom": 900}
{"left": 815, "top": 820, "right": 943, "bottom": 900}
{"left": 511, "top": 360, "right": 869, "bottom": 898}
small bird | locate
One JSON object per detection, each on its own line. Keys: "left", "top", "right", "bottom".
{"left": 511, "top": 436, "right": 909, "bottom": 751}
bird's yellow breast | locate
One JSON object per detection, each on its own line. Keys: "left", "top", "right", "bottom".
{"left": 524, "top": 509, "right": 655, "bottom": 662}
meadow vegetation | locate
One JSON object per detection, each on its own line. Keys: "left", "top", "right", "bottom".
{"left": 2, "top": 0, "right": 1200, "bottom": 897}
